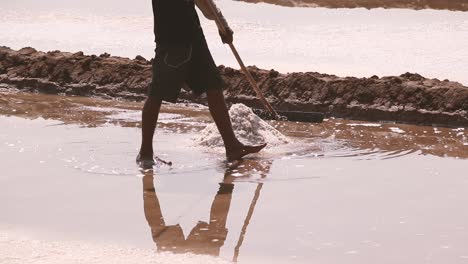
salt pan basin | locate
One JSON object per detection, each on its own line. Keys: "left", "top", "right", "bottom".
{"left": 1, "top": 92, "right": 468, "bottom": 263}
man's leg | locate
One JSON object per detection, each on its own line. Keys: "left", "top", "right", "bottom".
{"left": 206, "top": 89, "right": 266, "bottom": 161}
{"left": 138, "top": 96, "right": 163, "bottom": 162}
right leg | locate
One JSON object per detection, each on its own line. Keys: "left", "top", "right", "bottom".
{"left": 206, "top": 89, "right": 267, "bottom": 161}
{"left": 188, "top": 33, "right": 266, "bottom": 161}
{"left": 138, "top": 95, "right": 163, "bottom": 163}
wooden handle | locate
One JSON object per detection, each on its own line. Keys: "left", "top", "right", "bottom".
{"left": 204, "top": 0, "right": 279, "bottom": 119}
{"left": 228, "top": 44, "right": 278, "bottom": 117}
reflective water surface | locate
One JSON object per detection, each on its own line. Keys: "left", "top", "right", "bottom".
{"left": 1, "top": 90, "right": 467, "bottom": 263}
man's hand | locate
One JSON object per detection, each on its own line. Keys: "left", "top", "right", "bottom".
{"left": 219, "top": 27, "right": 234, "bottom": 44}
{"left": 195, "top": 0, "right": 233, "bottom": 44}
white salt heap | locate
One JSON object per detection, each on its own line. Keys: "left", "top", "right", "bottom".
{"left": 195, "top": 104, "right": 290, "bottom": 148}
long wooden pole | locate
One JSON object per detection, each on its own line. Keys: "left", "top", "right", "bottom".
{"left": 227, "top": 44, "right": 278, "bottom": 117}
{"left": 204, "top": 0, "right": 279, "bottom": 118}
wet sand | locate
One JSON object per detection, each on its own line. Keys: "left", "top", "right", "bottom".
{"left": 1, "top": 90, "right": 468, "bottom": 263}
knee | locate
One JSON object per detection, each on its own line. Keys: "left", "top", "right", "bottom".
{"left": 143, "top": 96, "right": 162, "bottom": 113}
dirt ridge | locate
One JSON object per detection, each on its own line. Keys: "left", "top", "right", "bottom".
{"left": 1, "top": 46, "right": 467, "bottom": 127}
{"left": 235, "top": 0, "right": 468, "bottom": 11}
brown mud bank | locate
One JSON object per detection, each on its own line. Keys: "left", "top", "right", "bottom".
{"left": 236, "top": 0, "right": 468, "bottom": 11}
{"left": 1, "top": 46, "right": 467, "bottom": 127}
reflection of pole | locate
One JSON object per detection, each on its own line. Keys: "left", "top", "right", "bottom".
{"left": 233, "top": 182, "right": 264, "bottom": 262}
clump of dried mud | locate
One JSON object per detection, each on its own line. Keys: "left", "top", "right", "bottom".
{"left": 1, "top": 46, "right": 467, "bottom": 126}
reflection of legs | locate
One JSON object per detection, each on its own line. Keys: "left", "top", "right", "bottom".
{"left": 206, "top": 183, "right": 234, "bottom": 256}
{"left": 138, "top": 96, "right": 163, "bottom": 161}
{"left": 185, "top": 182, "right": 234, "bottom": 256}
{"left": 210, "top": 183, "right": 234, "bottom": 231}
{"left": 142, "top": 172, "right": 186, "bottom": 251}
{"left": 206, "top": 89, "right": 266, "bottom": 161}
{"left": 142, "top": 173, "right": 166, "bottom": 239}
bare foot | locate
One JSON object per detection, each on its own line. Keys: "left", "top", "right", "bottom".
{"left": 226, "top": 143, "right": 267, "bottom": 162}
{"left": 136, "top": 153, "right": 172, "bottom": 169}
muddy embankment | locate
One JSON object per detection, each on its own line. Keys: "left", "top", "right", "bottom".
{"left": 236, "top": 0, "right": 468, "bottom": 11}
{"left": 1, "top": 46, "right": 467, "bottom": 127}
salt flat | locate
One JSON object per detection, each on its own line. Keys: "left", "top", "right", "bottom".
{"left": 0, "top": 0, "right": 467, "bottom": 85}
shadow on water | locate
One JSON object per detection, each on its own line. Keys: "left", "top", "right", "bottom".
{"left": 141, "top": 159, "right": 272, "bottom": 262}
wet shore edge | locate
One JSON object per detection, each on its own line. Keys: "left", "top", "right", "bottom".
{"left": 236, "top": 0, "right": 468, "bottom": 12}
{"left": 1, "top": 46, "right": 467, "bottom": 127}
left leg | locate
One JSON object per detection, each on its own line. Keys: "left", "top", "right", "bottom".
{"left": 138, "top": 95, "right": 163, "bottom": 163}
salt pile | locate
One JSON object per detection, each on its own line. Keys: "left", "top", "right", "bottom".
{"left": 194, "top": 104, "right": 290, "bottom": 147}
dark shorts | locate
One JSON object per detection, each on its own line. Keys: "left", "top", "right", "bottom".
{"left": 148, "top": 32, "right": 224, "bottom": 103}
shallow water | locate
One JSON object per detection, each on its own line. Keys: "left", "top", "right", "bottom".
{"left": 1, "top": 91, "right": 467, "bottom": 263}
